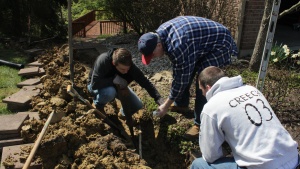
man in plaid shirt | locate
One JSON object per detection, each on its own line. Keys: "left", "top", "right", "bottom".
{"left": 138, "top": 16, "right": 238, "bottom": 140}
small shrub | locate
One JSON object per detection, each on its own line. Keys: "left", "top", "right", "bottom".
{"left": 142, "top": 97, "right": 157, "bottom": 113}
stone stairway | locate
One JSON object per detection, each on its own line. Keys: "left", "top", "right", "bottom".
{"left": 0, "top": 49, "right": 44, "bottom": 169}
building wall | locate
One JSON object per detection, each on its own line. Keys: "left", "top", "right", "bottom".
{"left": 239, "top": 0, "right": 265, "bottom": 57}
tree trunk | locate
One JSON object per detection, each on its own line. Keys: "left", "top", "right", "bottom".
{"left": 249, "top": 0, "right": 273, "bottom": 72}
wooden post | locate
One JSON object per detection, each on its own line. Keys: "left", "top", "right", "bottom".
{"left": 123, "top": 21, "right": 127, "bottom": 34}
{"left": 100, "top": 22, "right": 102, "bottom": 35}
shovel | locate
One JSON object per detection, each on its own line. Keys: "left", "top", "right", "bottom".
{"left": 23, "top": 110, "right": 65, "bottom": 169}
{"left": 66, "top": 85, "right": 132, "bottom": 142}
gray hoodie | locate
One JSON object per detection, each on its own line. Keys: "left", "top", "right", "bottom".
{"left": 200, "top": 75, "right": 298, "bottom": 169}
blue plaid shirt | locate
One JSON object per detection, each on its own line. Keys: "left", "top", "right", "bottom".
{"left": 156, "top": 16, "right": 238, "bottom": 100}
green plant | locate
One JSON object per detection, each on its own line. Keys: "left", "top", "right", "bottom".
{"left": 166, "top": 123, "right": 186, "bottom": 140}
{"left": 142, "top": 96, "right": 157, "bottom": 113}
{"left": 97, "top": 34, "right": 112, "bottom": 39}
{"left": 0, "top": 66, "right": 23, "bottom": 114}
{"left": 179, "top": 141, "right": 194, "bottom": 154}
{"left": 270, "top": 44, "right": 300, "bottom": 70}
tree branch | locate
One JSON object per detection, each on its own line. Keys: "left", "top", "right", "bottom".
{"left": 279, "top": 1, "right": 300, "bottom": 19}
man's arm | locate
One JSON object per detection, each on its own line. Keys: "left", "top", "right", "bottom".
{"left": 199, "top": 113, "right": 224, "bottom": 163}
{"left": 168, "top": 42, "right": 197, "bottom": 101}
{"left": 155, "top": 98, "right": 173, "bottom": 117}
{"left": 130, "top": 64, "right": 162, "bottom": 102}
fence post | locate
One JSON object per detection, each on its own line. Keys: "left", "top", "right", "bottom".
{"left": 123, "top": 21, "right": 127, "bottom": 34}
{"left": 83, "top": 27, "right": 86, "bottom": 37}
{"left": 99, "top": 22, "right": 102, "bottom": 35}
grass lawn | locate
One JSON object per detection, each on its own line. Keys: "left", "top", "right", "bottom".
{"left": 0, "top": 44, "right": 28, "bottom": 114}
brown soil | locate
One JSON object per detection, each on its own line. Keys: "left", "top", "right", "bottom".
{"left": 3, "top": 34, "right": 299, "bottom": 169}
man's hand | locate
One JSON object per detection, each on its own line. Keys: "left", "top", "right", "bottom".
{"left": 154, "top": 98, "right": 174, "bottom": 117}
{"left": 113, "top": 75, "right": 128, "bottom": 89}
{"left": 155, "top": 98, "right": 164, "bottom": 105}
{"left": 155, "top": 104, "right": 169, "bottom": 117}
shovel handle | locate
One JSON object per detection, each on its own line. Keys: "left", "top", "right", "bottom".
{"left": 66, "top": 85, "right": 133, "bottom": 143}
{"left": 67, "top": 85, "right": 107, "bottom": 120}
{"left": 23, "top": 111, "right": 55, "bottom": 169}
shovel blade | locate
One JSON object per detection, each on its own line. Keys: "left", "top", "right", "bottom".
{"left": 50, "top": 111, "right": 66, "bottom": 124}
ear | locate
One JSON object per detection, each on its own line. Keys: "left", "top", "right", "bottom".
{"left": 112, "top": 61, "right": 115, "bottom": 66}
{"left": 206, "top": 85, "right": 211, "bottom": 90}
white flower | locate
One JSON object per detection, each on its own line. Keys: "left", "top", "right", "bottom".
{"left": 291, "top": 54, "right": 298, "bottom": 58}
{"left": 271, "top": 51, "right": 276, "bottom": 56}
{"left": 284, "top": 48, "right": 290, "bottom": 56}
{"left": 282, "top": 45, "right": 288, "bottom": 50}
{"left": 297, "top": 60, "right": 300, "bottom": 65}
{"left": 273, "top": 58, "right": 278, "bottom": 62}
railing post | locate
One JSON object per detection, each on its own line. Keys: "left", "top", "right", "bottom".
{"left": 99, "top": 22, "right": 102, "bottom": 35}
{"left": 123, "top": 21, "right": 127, "bottom": 34}
{"left": 83, "top": 27, "right": 86, "bottom": 37}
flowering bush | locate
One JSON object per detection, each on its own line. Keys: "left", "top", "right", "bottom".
{"left": 270, "top": 44, "right": 300, "bottom": 70}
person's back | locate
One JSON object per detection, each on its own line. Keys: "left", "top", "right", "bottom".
{"left": 156, "top": 16, "right": 237, "bottom": 55}
{"left": 200, "top": 75, "right": 299, "bottom": 169}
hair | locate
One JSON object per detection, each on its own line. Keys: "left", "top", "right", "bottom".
{"left": 198, "top": 66, "right": 225, "bottom": 88}
{"left": 112, "top": 48, "right": 133, "bottom": 66}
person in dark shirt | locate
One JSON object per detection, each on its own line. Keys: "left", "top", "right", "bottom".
{"left": 87, "top": 48, "right": 163, "bottom": 118}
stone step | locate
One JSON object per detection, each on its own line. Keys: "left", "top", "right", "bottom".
{"left": 1, "top": 143, "right": 42, "bottom": 169}
{"left": 18, "top": 67, "right": 45, "bottom": 77}
{"left": 17, "top": 112, "right": 39, "bottom": 121}
{"left": 27, "top": 61, "right": 43, "bottom": 68}
{"left": 0, "top": 138, "right": 23, "bottom": 152}
{"left": 0, "top": 114, "right": 29, "bottom": 136}
{"left": 17, "top": 78, "right": 41, "bottom": 88}
{"left": 24, "top": 48, "right": 44, "bottom": 55}
{"left": 0, "top": 133, "right": 20, "bottom": 140}
{"left": 2, "top": 85, "right": 42, "bottom": 112}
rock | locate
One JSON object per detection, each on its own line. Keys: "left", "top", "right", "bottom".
{"left": 50, "top": 97, "right": 67, "bottom": 107}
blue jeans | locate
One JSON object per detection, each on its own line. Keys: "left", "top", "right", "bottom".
{"left": 87, "top": 84, "right": 143, "bottom": 116}
{"left": 190, "top": 157, "right": 246, "bottom": 169}
{"left": 174, "top": 66, "right": 207, "bottom": 125}
{"left": 191, "top": 155, "right": 300, "bottom": 169}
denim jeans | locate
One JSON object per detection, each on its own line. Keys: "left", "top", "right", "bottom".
{"left": 190, "top": 157, "right": 246, "bottom": 169}
{"left": 173, "top": 66, "right": 207, "bottom": 125}
{"left": 191, "top": 155, "right": 300, "bottom": 169}
{"left": 87, "top": 84, "right": 143, "bottom": 116}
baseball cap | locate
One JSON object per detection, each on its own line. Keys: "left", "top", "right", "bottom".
{"left": 138, "top": 32, "right": 158, "bottom": 65}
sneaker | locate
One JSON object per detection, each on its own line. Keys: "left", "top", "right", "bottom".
{"left": 184, "top": 125, "right": 200, "bottom": 140}
{"left": 169, "top": 104, "right": 189, "bottom": 113}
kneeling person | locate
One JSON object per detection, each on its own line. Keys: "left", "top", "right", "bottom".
{"left": 191, "top": 66, "right": 299, "bottom": 169}
{"left": 87, "top": 48, "right": 163, "bottom": 118}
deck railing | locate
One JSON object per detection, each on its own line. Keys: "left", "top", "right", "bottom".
{"left": 72, "top": 10, "right": 129, "bottom": 37}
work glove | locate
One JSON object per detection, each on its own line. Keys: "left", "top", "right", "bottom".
{"left": 155, "top": 98, "right": 164, "bottom": 105}
{"left": 113, "top": 75, "right": 128, "bottom": 89}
